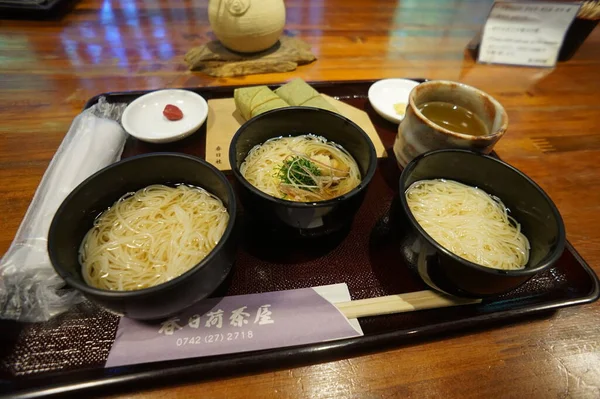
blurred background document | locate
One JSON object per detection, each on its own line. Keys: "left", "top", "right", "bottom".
{"left": 479, "top": 1, "right": 580, "bottom": 67}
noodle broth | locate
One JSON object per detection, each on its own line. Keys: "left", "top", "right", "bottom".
{"left": 79, "top": 184, "right": 229, "bottom": 291}
{"left": 240, "top": 134, "right": 362, "bottom": 203}
{"left": 405, "top": 179, "right": 530, "bottom": 271}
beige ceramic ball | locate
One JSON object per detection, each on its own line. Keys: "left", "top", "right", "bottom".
{"left": 209, "top": 0, "right": 286, "bottom": 53}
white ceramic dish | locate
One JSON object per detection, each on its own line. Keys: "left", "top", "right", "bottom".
{"left": 368, "top": 79, "right": 420, "bottom": 124}
{"left": 121, "top": 89, "right": 208, "bottom": 143}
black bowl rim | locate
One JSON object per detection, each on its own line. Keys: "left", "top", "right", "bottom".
{"left": 229, "top": 106, "right": 378, "bottom": 208}
{"left": 48, "top": 152, "right": 238, "bottom": 298}
{"left": 399, "top": 149, "right": 566, "bottom": 276}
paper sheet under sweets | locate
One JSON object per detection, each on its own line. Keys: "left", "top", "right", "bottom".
{"left": 205, "top": 95, "right": 387, "bottom": 171}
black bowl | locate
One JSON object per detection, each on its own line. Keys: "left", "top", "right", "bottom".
{"left": 48, "top": 153, "right": 238, "bottom": 320}
{"left": 229, "top": 107, "right": 377, "bottom": 237}
{"left": 394, "top": 149, "right": 566, "bottom": 297}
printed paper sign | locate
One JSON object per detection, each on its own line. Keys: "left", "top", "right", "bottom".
{"left": 106, "top": 284, "right": 362, "bottom": 368}
{"left": 478, "top": 1, "right": 580, "bottom": 67}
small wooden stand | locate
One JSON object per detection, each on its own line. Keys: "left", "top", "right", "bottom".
{"left": 184, "top": 36, "right": 317, "bottom": 77}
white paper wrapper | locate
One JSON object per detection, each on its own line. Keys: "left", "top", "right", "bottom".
{"left": 0, "top": 98, "right": 127, "bottom": 322}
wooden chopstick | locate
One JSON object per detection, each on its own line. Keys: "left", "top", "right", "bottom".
{"left": 335, "top": 290, "right": 481, "bottom": 319}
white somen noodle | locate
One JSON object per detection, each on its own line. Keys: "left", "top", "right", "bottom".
{"left": 406, "top": 179, "right": 530, "bottom": 270}
{"left": 79, "top": 184, "right": 229, "bottom": 291}
{"left": 240, "top": 135, "right": 361, "bottom": 202}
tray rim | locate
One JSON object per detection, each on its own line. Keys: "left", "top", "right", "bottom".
{"left": 81, "top": 79, "right": 414, "bottom": 110}
{"left": 3, "top": 79, "right": 599, "bottom": 399}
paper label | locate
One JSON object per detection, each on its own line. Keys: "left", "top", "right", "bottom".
{"left": 478, "top": 1, "right": 580, "bottom": 67}
{"left": 105, "top": 284, "right": 362, "bottom": 368}
{"left": 205, "top": 95, "right": 386, "bottom": 171}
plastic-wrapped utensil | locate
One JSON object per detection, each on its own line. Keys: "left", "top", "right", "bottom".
{"left": 0, "top": 98, "right": 127, "bottom": 322}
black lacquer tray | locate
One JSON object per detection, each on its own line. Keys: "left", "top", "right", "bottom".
{"left": 1, "top": 79, "right": 598, "bottom": 399}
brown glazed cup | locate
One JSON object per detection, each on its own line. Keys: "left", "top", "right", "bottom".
{"left": 393, "top": 80, "right": 508, "bottom": 168}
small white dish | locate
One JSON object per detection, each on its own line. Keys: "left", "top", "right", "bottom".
{"left": 122, "top": 89, "right": 208, "bottom": 143}
{"left": 368, "top": 79, "right": 420, "bottom": 124}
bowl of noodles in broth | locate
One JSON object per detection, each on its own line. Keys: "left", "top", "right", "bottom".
{"left": 394, "top": 149, "right": 565, "bottom": 298}
{"left": 229, "top": 107, "right": 377, "bottom": 237}
{"left": 48, "top": 153, "right": 238, "bottom": 320}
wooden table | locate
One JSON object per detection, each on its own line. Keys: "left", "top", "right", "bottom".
{"left": 2, "top": 0, "right": 600, "bottom": 397}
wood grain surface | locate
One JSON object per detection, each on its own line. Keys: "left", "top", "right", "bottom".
{"left": 1, "top": 0, "right": 600, "bottom": 397}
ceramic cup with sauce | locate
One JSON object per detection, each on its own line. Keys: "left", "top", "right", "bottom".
{"left": 393, "top": 80, "right": 509, "bottom": 168}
